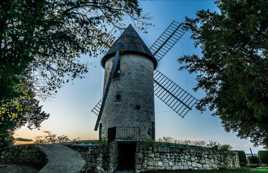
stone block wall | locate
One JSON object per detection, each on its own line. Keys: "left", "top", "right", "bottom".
{"left": 68, "top": 143, "right": 110, "bottom": 173}
{"left": 135, "top": 142, "right": 240, "bottom": 172}
{"left": 69, "top": 142, "right": 240, "bottom": 173}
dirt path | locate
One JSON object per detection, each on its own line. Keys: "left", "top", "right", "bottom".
{"left": 38, "top": 144, "right": 85, "bottom": 173}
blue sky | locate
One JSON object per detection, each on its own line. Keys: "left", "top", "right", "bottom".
{"left": 15, "top": 0, "right": 263, "bottom": 153}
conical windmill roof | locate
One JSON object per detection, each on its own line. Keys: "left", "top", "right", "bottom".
{"left": 101, "top": 24, "right": 157, "bottom": 69}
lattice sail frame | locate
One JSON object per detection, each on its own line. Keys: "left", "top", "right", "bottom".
{"left": 92, "top": 20, "right": 198, "bottom": 124}
{"left": 150, "top": 21, "right": 188, "bottom": 61}
{"left": 92, "top": 100, "right": 102, "bottom": 116}
{"left": 154, "top": 70, "right": 198, "bottom": 117}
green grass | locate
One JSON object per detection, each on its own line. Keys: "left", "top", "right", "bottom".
{"left": 253, "top": 167, "right": 268, "bottom": 172}
{"left": 144, "top": 167, "right": 268, "bottom": 173}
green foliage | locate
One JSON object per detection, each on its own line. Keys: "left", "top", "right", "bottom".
{"left": 0, "top": 81, "right": 49, "bottom": 147}
{"left": 206, "top": 141, "right": 232, "bottom": 151}
{"left": 258, "top": 150, "right": 268, "bottom": 164}
{"left": 248, "top": 156, "right": 259, "bottom": 166}
{"left": 0, "top": 0, "right": 142, "bottom": 99}
{"left": 34, "top": 131, "right": 75, "bottom": 144}
{"left": 0, "top": 0, "right": 142, "bottom": 147}
{"left": 0, "top": 145, "right": 47, "bottom": 169}
{"left": 219, "top": 144, "right": 232, "bottom": 151}
{"left": 179, "top": 0, "right": 268, "bottom": 147}
{"left": 234, "top": 150, "right": 247, "bottom": 167}
{"left": 157, "top": 137, "right": 206, "bottom": 146}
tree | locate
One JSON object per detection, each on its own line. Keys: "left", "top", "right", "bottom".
{"left": 0, "top": 80, "right": 49, "bottom": 147}
{"left": 179, "top": 0, "right": 268, "bottom": 147}
{"left": 34, "top": 131, "right": 74, "bottom": 144}
{"left": 0, "top": 0, "right": 142, "bottom": 99}
{"left": 0, "top": 0, "right": 142, "bottom": 146}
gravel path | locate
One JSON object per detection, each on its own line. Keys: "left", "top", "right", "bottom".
{"left": 38, "top": 144, "right": 85, "bottom": 173}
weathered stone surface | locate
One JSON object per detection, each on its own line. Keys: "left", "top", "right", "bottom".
{"left": 101, "top": 54, "right": 155, "bottom": 141}
{"left": 72, "top": 142, "right": 240, "bottom": 173}
{"left": 135, "top": 142, "right": 240, "bottom": 173}
{"left": 69, "top": 143, "right": 110, "bottom": 173}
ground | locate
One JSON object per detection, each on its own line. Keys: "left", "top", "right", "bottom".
{"left": 38, "top": 144, "right": 85, "bottom": 173}
{"left": 0, "top": 144, "right": 85, "bottom": 173}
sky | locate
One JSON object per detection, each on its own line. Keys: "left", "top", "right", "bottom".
{"left": 15, "top": 0, "right": 263, "bottom": 153}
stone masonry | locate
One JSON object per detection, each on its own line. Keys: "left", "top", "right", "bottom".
{"left": 100, "top": 54, "right": 155, "bottom": 141}
{"left": 135, "top": 142, "right": 240, "bottom": 172}
{"left": 70, "top": 142, "right": 240, "bottom": 173}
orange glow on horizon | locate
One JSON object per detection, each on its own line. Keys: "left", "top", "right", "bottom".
{"left": 14, "top": 127, "right": 98, "bottom": 142}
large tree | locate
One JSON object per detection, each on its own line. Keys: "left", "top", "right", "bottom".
{"left": 0, "top": 0, "right": 142, "bottom": 146}
{"left": 0, "top": 0, "right": 142, "bottom": 99}
{"left": 179, "top": 0, "right": 268, "bottom": 147}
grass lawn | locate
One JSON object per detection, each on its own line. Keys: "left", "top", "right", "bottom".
{"left": 177, "top": 168, "right": 268, "bottom": 172}
{"left": 145, "top": 168, "right": 268, "bottom": 173}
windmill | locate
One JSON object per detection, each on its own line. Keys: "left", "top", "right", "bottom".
{"left": 91, "top": 21, "right": 198, "bottom": 141}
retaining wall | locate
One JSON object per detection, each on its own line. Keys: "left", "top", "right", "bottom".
{"left": 135, "top": 142, "right": 240, "bottom": 172}
{"left": 69, "top": 142, "right": 240, "bottom": 173}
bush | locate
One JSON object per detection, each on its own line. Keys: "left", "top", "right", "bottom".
{"left": 0, "top": 145, "right": 47, "bottom": 169}
{"left": 234, "top": 150, "right": 247, "bottom": 166}
{"left": 247, "top": 156, "right": 259, "bottom": 166}
{"left": 258, "top": 150, "right": 268, "bottom": 164}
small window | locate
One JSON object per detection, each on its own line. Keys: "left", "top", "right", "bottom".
{"left": 113, "top": 70, "right": 120, "bottom": 79}
{"left": 115, "top": 94, "right": 121, "bottom": 102}
{"left": 135, "top": 105, "right": 141, "bottom": 110}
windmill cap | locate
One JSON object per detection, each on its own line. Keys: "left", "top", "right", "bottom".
{"left": 101, "top": 24, "right": 157, "bottom": 69}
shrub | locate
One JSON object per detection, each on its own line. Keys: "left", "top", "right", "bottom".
{"left": 258, "top": 150, "right": 268, "bottom": 164}
{"left": 0, "top": 145, "right": 47, "bottom": 169}
{"left": 34, "top": 131, "right": 72, "bottom": 144}
{"left": 234, "top": 150, "right": 247, "bottom": 166}
{"left": 247, "top": 156, "right": 259, "bottom": 166}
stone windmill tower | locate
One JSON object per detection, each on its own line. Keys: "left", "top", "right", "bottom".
{"left": 99, "top": 25, "right": 157, "bottom": 141}
{"left": 93, "top": 21, "right": 198, "bottom": 143}
{"left": 88, "top": 23, "right": 239, "bottom": 173}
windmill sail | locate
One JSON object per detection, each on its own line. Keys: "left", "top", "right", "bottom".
{"left": 92, "top": 70, "right": 198, "bottom": 119}
{"left": 94, "top": 51, "right": 120, "bottom": 130}
{"left": 150, "top": 21, "right": 188, "bottom": 62}
{"left": 91, "top": 100, "right": 101, "bottom": 116}
{"left": 154, "top": 70, "right": 198, "bottom": 117}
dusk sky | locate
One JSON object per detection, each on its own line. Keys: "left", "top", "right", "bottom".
{"left": 15, "top": 0, "right": 263, "bottom": 153}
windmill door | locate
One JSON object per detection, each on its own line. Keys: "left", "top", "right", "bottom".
{"left": 108, "top": 127, "right": 116, "bottom": 142}
{"left": 117, "top": 142, "right": 136, "bottom": 170}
